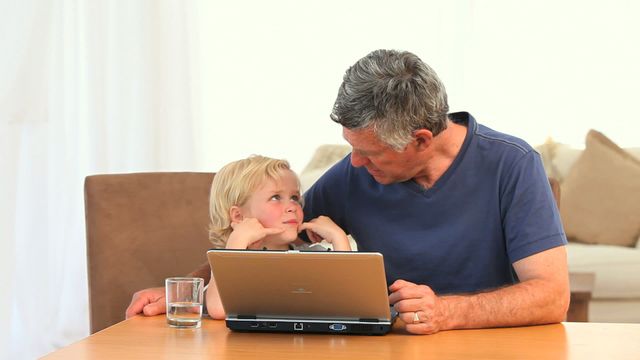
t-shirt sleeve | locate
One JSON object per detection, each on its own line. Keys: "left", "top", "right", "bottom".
{"left": 500, "top": 150, "right": 567, "bottom": 263}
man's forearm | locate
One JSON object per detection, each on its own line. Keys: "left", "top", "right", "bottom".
{"left": 186, "top": 261, "right": 212, "bottom": 285}
{"left": 441, "top": 278, "right": 569, "bottom": 330}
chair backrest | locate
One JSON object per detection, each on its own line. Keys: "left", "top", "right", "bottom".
{"left": 84, "top": 172, "right": 214, "bottom": 334}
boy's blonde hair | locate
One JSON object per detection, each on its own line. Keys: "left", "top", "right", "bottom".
{"left": 208, "top": 155, "right": 299, "bottom": 248}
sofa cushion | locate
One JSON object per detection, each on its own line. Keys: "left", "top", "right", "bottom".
{"left": 560, "top": 130, "right": 640, "bottom": 247}
{"left": 567, "top": 242, "right": 640, "bottom": 299}
{"left": 536, "top": 138, "right": 584, "bottom": 183}
{"left": 536, "top": 138, "right": 640, "bottom": 183}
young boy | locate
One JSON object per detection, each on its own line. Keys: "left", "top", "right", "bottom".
{"left": 206, "top": 155, "right": 351, "bottom": 319}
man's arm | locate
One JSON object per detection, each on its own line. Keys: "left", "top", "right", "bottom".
{"left": 389, "top": 246, "right": 570, "bottom": 334}
{"left": 186, "top": 261, "right": 212, "bottom": 284}
{"left": 125, "top": 261, "right": 212, "bottom": 318}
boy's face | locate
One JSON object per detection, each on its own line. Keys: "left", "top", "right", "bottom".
{"left": 239, "top": 170, "right": 304, "bottom": 246}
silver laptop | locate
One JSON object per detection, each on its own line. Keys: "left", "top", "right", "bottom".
{"left": 206, "top": 249, "right": 396, "bottom": 335}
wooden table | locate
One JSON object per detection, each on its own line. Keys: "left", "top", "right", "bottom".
{"left": 41, "top": 315, "right": 640, "bottom": 359}
{"left": 568, "top": 272, "right": 596, "bottom": 322}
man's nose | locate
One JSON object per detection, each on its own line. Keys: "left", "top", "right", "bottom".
{"left": 351, "top": 151, "right": 369, "bottom": 167}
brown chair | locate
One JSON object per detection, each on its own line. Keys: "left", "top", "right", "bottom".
{"left": 84, "top": 172, "right": 214, "bottom": 334}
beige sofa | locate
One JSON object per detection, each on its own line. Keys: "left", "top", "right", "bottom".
{"left": 536, "top": 131, "right": 640, "bottom": 323}
{"left": 301, "top": 132, "right": 640, "bottom": 323}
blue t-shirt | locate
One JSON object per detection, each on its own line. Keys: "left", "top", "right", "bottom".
{"left": 303, "top": 112, "right": 567, "bottom": 294}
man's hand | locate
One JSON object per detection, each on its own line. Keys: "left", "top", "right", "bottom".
{"left": 125, "top": 287, "right": 166, "bottom": 318}
{"left": 388, "top": 279, "right": 447, "bottom": 335}
{"left": 388, "top": 247, "right": 570, "bottom": 335}
{"left": 126, "top": 263, "right": 212, "bottom": 319}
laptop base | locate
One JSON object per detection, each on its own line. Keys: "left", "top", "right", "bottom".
{"left": 226, "top": 319, "right": 391, "bottom": 335}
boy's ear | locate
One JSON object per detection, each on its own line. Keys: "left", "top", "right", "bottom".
{"left": 229, "top": 206, "right": 243, "bottom": 223}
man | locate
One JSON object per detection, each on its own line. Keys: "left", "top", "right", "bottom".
{"left": 127, "top": 49, "right": 569, "bottom": 334}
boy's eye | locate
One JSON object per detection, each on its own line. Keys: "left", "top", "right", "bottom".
{"left": 293, "top": 195, "right": 305, "bottom": 206}
{"left": 269, "top": 194, "right": 302, "bottom": 205}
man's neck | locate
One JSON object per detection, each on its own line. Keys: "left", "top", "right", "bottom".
{"left": 413, "top": 120, "right": 468, "bottom": 189}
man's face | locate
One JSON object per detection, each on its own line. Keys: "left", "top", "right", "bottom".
{"left": 343, "top": 126, "right": 419, "bottom": 185}
{"left": 240, "top": 170, "right": 303, "bottom": 246}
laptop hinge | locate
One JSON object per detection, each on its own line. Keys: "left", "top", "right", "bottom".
{"left": 237, "top": 315, "right": 257, "bottom": 319}
{"left": 359, "top": 318, "right": 380, "bottom": 323}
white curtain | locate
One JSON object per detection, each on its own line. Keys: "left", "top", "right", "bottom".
{"left": 0, "top": 1, "right": 202, "bottom": 358}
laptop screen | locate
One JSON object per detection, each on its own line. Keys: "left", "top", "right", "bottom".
{"left": 207, "top": 249, "right": 393, "bottom": 330}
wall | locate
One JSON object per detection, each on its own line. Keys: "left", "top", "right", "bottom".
{"left": 195, "top": 0, "right": 640, "bottom": 173}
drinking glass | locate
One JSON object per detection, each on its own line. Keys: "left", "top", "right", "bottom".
{"left": 165, "top": 277, "right": 204, "bottom": 328}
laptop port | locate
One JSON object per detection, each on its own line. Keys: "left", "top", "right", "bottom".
{"left": 267, "top": 322, "right": 278, "bottom": 328}
{"left": 249, "top": 322, "right": 259, "bottom": 328}
{"left": 293, "top": 323, "right": 304, "bottom": 331}
{"left": 329, "top": 324, "right": 347, "bottom": 331}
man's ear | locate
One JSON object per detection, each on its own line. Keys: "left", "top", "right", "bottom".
{"left": 412, "top": 129, "right": 433, "bottom": 151}
{"left": 229, "top": 206, "right": 244, "bottom": 223}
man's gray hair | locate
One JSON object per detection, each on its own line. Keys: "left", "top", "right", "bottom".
{"left": 330, "top": 49, "right": 449, "bottom": 150}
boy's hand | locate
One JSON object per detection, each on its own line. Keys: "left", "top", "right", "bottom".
{"left": 299, "top": 216, "right": 351, "bottom": 251}
{"left": 226, "top": 218, "right": 284, "bottom": 249}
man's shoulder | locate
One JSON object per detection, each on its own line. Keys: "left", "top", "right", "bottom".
{"left": 450, "top": 111, "right": 533, "bottom": 155}
{"left": 304, "top": 155, "right": 357, "bottom": 198}
{"left": 474, "top": 123, "right": 533, "bottom": 155}
{"left": 451, "top": 112, "right": 533, "bottom": 157}
{"left": 314, "top": 153, "right": 374, "bottom": 185}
